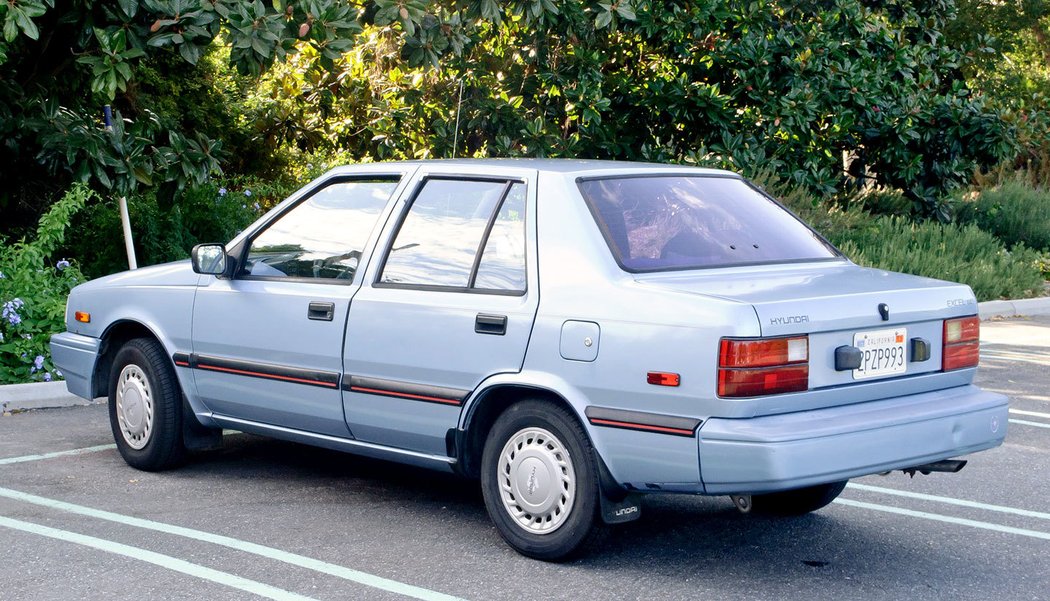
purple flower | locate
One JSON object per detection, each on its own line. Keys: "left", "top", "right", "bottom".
{"left": 33, "top": 355, "right": 44, "bottom": 370}
{"left": 0, "top": 270, "right": 5, "bottom": 278}
{"left": 2, "top": 299, "right": 22, "bottom": 326}
{"left": 243, "top": 189, "right": 252, "bottom": 197}
{"left": 56, "top": 259, "right": 70, "bottom": 270}
{"left": 218, "top": 187, "right": 227, "bottom": 196}
{"left": 43, "top": 372, "right": 52, "bottom": 382}
{"left": 253, "top": 202, "right": 261, "bottom": 211}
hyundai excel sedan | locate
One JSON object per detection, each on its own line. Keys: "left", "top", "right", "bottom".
{"left": 51, "top": 160, "right": 1008, "bottom": 560}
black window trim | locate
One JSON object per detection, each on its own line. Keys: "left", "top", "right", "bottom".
{"left": 575, "top": 172, "right": 844, "bottom": 275}
{"left": 373, "top": 175, "right": 529, "bottom": 296}
{"left": 232, "top": 174, "right": 404, "bottom": 286}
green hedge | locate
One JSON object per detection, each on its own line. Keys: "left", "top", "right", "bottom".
{"left": 955, "top": 178, "right": 1050, "bottom": 251}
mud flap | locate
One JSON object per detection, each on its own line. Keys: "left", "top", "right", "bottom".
{"left": 593, "top": 449, "right": 642, "bottom": 524}
{"left": 182, "top": 397, "right": 223, "bottom": 452}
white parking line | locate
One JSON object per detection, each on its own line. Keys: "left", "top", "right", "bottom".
{"left": 0, "top": 515, "right": 318, "bottom": 601}
{"left": 0, "top": 486, "right": 466, "bottom": 601}
{"left": 1009, "top": 419, "right": 1050, "bottom": 429}
{"left": 846, "top": 483, "right": 1050, "bottom": 521}
{"left": 834, "top": 499, "right": 1050, "bottom": 541}
{"left": 0, "top": 444, "right": 116, "bottom": 466}
{"left": 1009, "top": 409, "right": 1050, "bottom": 420}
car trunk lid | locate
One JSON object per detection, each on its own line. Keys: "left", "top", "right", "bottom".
{"left": 634, "top": 261, "right": 979, "bottom": 401}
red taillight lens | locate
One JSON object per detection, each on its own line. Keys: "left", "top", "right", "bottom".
{"left": 718, "top": 336, "right": 809, "bottom": 397}
{"left": 719, "top": 336, "right": 809, "bottom": 368}
{"left": 943, "top": 316, "right": 980, "bottom": 371}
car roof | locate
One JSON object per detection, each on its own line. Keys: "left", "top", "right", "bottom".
{"left": 325, "top": 158, "right": 738, "bottom": 177}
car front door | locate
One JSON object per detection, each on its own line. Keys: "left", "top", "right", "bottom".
{"left": 190, "top": 168, "right": 414, "bottom": 436}
{"left": 342, "top": 166, "right": 539, "bottom": 455}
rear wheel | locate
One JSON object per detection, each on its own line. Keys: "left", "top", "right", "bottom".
{"left": 108, "top": 338, "right": 185, "bottom": 471}
{"left": 751, "top": 480, "right": 848, "bottom": 516}
{"left": 480, "top": 400, "right": 603, "bottom": 561}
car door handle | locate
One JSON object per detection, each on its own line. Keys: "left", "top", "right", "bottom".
{"left": 308, "top": 301, "right": 335, "bottom": 321}
{"left": 475, "top": 314, "right": 507, "bottom": 335}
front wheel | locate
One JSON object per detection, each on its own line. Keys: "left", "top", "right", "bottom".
{"left": 480, "top": 400, "right": 603, "bottom": 561}
{"left": 108, "top": 338, "right": 185, "bottom": 471}
{"left": 751, "top": 480, "right": 848, "bottom": 516}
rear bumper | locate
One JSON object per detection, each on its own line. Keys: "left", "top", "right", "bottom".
{"left": 49, "top": 332, "right": 101, "bottom": 400}
{"left": 698, "top": 384, "right": 1008, "bottom": 494}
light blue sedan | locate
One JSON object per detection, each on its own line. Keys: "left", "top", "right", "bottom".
{"left": 51, "top": 160, "right": 1007, "bottom": 560}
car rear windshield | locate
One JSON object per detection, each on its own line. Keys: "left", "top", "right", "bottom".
{"left": 578, "top": 175, "right": 839, "bottom": 271}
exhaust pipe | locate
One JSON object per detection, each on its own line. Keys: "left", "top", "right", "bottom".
{"left": 901, "top": 459, "right": 967, "bottom": 477}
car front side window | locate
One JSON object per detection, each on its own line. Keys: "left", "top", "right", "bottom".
{"left": 244, "top": 179, "right": 399, "bottom": 281}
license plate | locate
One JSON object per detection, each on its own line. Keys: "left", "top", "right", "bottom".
{"left": 853, "top": 327, "right": 907, "bottom": 380}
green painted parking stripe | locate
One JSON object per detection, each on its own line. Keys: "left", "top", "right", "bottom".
{"left": 0, "top": 515, "right": 319, "bottom": 601}
{"left": 846, "top": 482, "right": 1050, "bottom": 521}
{"left": 0, "top": 486, "right": 467, "bottom": 601}
{"left": 835, "top": 498, "right": 1050, "bottom": 541}
{"left": 0, "top": 444, "right": 116, "bottom": 466}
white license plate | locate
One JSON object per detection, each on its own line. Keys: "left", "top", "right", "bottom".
{"left": 853, "top": 327, "right": 907, "bottom": 380}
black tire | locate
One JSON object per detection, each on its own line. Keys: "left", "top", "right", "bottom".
{"left": 751, "top": 480, "right": 848, "bottom": 516}
{"left": 108, "top": 337, "right": 185, "bottom": 471}
{"left": 480, "top": 400, "right": 603, "bottom": 561}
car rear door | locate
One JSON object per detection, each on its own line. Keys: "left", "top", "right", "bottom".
{"left": 342, "top": 165, "right": 540, "bottom": 455}
{"left": 190, "top": 167, "right": 414, "bottom": 436}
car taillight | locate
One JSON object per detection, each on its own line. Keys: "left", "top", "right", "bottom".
{"left": 943, "top": 315, "right": 980, "bottom": 371}
{"left": 718, "top": 336, "right": 809, "bottom": 397}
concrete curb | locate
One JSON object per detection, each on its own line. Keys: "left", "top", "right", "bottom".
{"left": 978, "top": 297, "right": 1050, "bottom": 321}
{"left": 0, "top": 381, "right": 101, "bottom": 414}
{"left": 4, "top": 296, "right": 1050, "bottom": 413}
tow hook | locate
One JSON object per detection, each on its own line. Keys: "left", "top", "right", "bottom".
{"left": 901, "top": 459, "right": 967, "bottom": 478}
{"left": 730, "top": 495, "right": 752, "bottom": 514}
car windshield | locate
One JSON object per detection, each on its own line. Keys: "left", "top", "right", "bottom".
{"left": 578, "top": 175, "right": 839, "bottom": 271}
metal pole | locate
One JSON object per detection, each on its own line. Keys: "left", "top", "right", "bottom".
{"left": 452, "top": 79, "right": 465, "bottom": 159}
{"left": 118, "top": 196, "right": 137, "bottom": 270}
{"left": 104, "top": 105, "right": 137, "bottom": 270}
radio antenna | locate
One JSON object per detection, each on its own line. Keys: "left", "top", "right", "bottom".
{"left": 452, "top": 78, "right": 465, "bottom": 159}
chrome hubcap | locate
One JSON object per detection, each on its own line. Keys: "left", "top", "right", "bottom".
{"left": 498, "top": 427, "right": 576, "bottom": 534}
{"left": 116, "top": 364, "right": 154, "bottom": 450}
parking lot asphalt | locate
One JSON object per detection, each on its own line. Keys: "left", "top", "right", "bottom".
{"left": 1, "top": 317, "right": 1048, "bottom": 601}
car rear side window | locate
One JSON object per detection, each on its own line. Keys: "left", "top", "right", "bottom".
{"left": 244, "top": 179, "right": 398, "bottom": 281}
{"left": 578, "top": 176, "right": 838, "bottom": 271}
{"left": 379, "top": 178, "right": 526, "bottom": 292}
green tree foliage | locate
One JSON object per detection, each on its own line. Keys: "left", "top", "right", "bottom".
{"left": 248, "top": 1, "right": 1015, "bottom": 218}
{"left": 0, "top": 0, "right": 1021, "bottom": 234}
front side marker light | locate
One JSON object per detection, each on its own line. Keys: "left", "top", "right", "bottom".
{"left": 74, "top": 311, "right": 90, "bottom": 323}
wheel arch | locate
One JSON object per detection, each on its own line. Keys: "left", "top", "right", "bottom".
{"left": 456, "top": 378, "right": 594, "bottom": 480}
{"left": 92, "top": 320, "right": 166, "bottom": 399}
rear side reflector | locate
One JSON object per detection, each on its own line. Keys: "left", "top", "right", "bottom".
{"left": 718, "top": 336, "right": 809, "bottom": 397}
{"left": 647, "top": 372, "right": 680, "bottom": 387}
{"left": 943, "top": 316, "right": 980, "bottom": 371}
{"left": 74, "top": 311, "right": 90, "bottom": 323}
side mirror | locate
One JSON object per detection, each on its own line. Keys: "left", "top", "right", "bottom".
{"left": 191, "top": 243, "right": 229, "bottom": 276}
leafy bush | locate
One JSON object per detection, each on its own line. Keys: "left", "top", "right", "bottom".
{"left": 835, "top": 217, "right": 1045, "bottom": 302}
{"left": 0, "top": 185, "right": 91, "bottom": 385}
{"left": 66, "top": 182, "right": 269, "bottom": 278}
{"left": 955, "top": 178, "right": 1050, "bottom": 251}
{"left": 755, "top": 171, "right": 1045, "bottom": 301}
